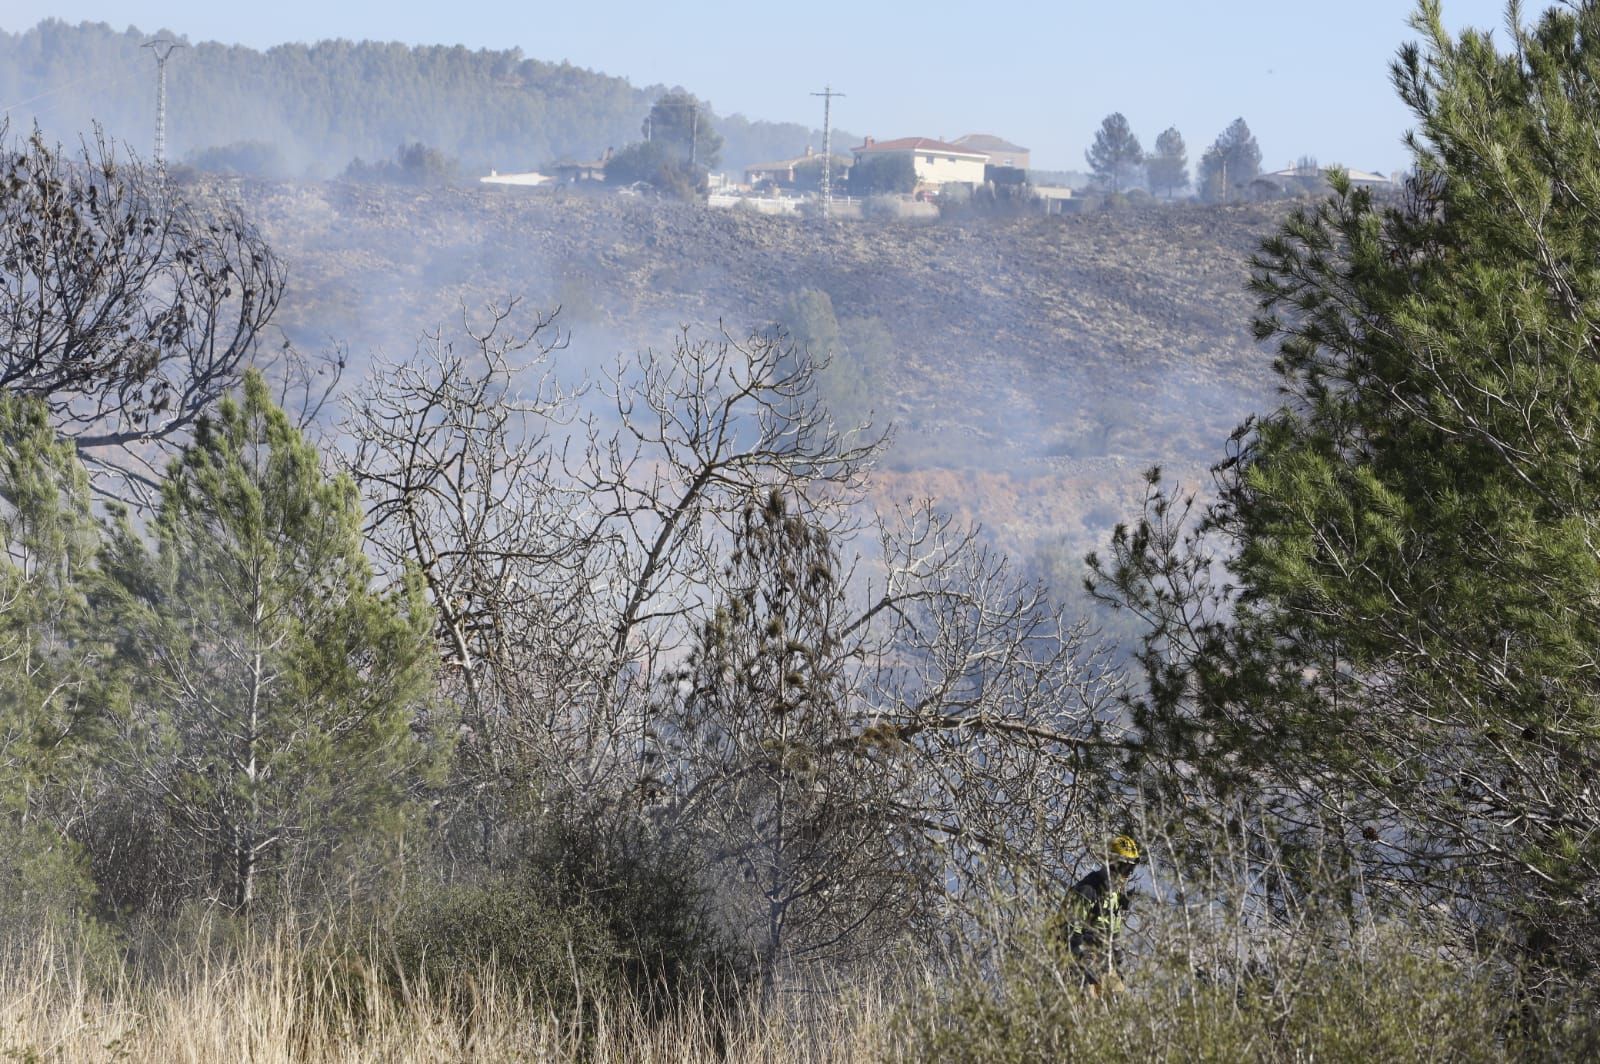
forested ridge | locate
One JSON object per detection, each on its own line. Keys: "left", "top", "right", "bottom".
{"left": 0, "top": 3, "right": 1599, "bottom": 1060}
{"left": 0, "top": 18, "right": 845, "bottom": 176}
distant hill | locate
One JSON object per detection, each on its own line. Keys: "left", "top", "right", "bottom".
{"left": 0, "top": 19, "right": 852, "bottom": 177}
{"left": 203, "top": 176, "right": 1285, "bottom": 563}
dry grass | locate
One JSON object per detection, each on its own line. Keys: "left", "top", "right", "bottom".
{"left": 6, "top": 904, "right": 1597, "bottom": 1062}
{"left": 0, "top": 931, "right": 894, "bottom": 1063}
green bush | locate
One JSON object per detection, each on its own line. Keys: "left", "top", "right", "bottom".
{"left": 0, "top": 819, "right": 115, "bottom": 970}
{"left": 506, "top": 811, "right": 749, "bottom": 1009}
{"left": 383, "top": 875, "right": 619, "bottom": 1008}
{"left": 373, "top": 803, "right": 746, "bottom": 1016}
{"left": 893, "top": 916, "right": 1600, "bottom": 1063}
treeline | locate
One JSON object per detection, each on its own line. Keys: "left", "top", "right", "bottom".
{"left": 1083, "top": 112, "right": 1266, "bottom": 202}
{"left": 0, "top": 19, "right": 842, "bottom": 177}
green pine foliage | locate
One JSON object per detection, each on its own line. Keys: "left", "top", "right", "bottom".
{"left": 1085, "top": 112, "right": 1145, "bottom": 192}
{"left": 643, "top": 90, "right": 722, "bottom": 171}
{"left": 98, "top": 371, "right": 435, "bottom": 912}
{"left": 1148, "top": 126, "right": 1189, "bottom": 199}
{"left": 0, "top": 394, "right": 110, "bottom": 936}
{"left": 776, "top": 288, "right": 890, "bottom": 433}
{"left": 1196, "top": 117, "right": 1261, "bottom": 202}
{"left": 1091, "top": 0, "right": 1600, "bottom": 975}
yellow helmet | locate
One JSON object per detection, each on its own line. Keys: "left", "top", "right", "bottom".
{"left": 1108, "top": 835, "right": 1140, "bottom": 863}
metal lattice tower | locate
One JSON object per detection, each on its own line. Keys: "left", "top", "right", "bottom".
{"left": 142, "top": 38, "right": 185, "bottom": 176}
{"left": 811, "top": 85, "right": 844, "bottom": 218}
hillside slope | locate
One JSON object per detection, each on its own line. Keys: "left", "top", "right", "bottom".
{"left": 231, "top": 179, "right": 1286, "bottom": 560}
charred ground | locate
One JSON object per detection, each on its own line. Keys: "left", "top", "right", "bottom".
{"left": 213, "top": 177, "right": 1286, "bottom": 558}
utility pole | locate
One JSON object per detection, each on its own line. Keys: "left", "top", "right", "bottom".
{"left": 142, "top": 37, "right": 184, "bottom": 180}
{"left": 811, "top": 85, "right": 844, "bottom": 218}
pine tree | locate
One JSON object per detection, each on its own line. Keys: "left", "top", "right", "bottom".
{"left": 1196, "top": 117, "right": 1260, "bottom": 202}
{"left": 1147, "top": 126, "right": 1189, "bottom": 199}
{"left": 1085, "top": 112, "right": 1145, "bottom": 192}
{"left": 662, "top": 489, "right": 921, "bottom": 994}
{"left": 1092, "top": 0, "right": 1600, "bottom": 974}
{"left": 104, "top": 371, "right": 433, "bottom": 911}
{"left": 645, "top": 90, "right": 722, "bottom": 170}
{"left": 0, "top": 394, "right": 107, "bottom": 929}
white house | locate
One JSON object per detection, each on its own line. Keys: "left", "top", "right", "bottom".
{"left": 851, "top": 136, "right": 989, "bottom": 189}
{"left": 951, "top": 133, "right": 1031, "bottom": 171}
{"left": 1263, "top": 164, "right": 1397, "bottom": 192}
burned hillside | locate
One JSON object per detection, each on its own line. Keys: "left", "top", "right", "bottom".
{"left": 209, "top": 177, "right": 1284, "bottom": 556}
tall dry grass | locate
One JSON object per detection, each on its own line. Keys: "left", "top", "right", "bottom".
{"left": 0, "top": 929, "right": 895, "bottom": 1063}
{"left": 6, "top": 898, "right": 1597, "bottom": 1061}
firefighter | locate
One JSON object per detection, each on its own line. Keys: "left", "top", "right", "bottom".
{"left": 1051, "top": 834, "right": 1141, "bottom": 993}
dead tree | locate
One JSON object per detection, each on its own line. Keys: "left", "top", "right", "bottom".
{"left": 0, "top": 122, "right": 286, "bottom": 499}
{"left": 655, "top": 494, "right": 1127, "bottom": 990}
{"left": 346, "top": 316, "right": 879, "bottom": 849}
{"left": 344, "top": 303, "right": 590, "bottom": 855}
{"left": 349, "top": 314, "right": 1125, "bottom": 972}
{"left": 567, "top": 327, "right": 883, "bottom": 800}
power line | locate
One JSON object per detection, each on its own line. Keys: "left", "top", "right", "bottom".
{"left": 1, "top": 68, "right": 125, "bottom": 114}
{"left": 1, "top": 68, "right": 146, "bottom": 131}
{"left": 811, "top": 85, "right": 844, "bottom": 219}
{"left": 142, "top": 38, "right": 185, "bottom": 177}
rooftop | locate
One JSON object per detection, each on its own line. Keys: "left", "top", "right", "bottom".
{"left": 851, "top": 137, "right": 990, "bottom": 158}
{"left": 744, "top": 150, "right": 848, "bottom": 172}
{"left": 1263, "top": 165, "right": 1393, "bottom": 184}
{"left": 952, "top": 133, "right": 1030, "bottom": 154}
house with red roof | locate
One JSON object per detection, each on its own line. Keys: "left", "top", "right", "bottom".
{"left": 951, "top": 134, "right": 1031, "bottom": 171}
{"left": 851, "top": 136, "right": 990, "bottom": 190}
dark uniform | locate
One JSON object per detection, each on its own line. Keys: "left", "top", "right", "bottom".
{"left": 1051, "top": 863, "right": 1133, "bottom": 990}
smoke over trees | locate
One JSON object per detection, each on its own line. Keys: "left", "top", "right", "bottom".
{"left": 3, "top": 2, "right": 1600, "bottom": 1050}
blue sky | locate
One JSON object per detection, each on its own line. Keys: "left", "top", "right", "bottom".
{"left": 3, "top": 0, "right": 1518, "bottom": 172}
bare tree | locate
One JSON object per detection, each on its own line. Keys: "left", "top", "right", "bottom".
{"left": 566, "top": 327, "right": 883, "bottom": 800}
{"left": 343, "top": 303, "right": 592, "bottom": 857}
{"left": 654, "top": 493, "right": 1127, "bottom": 990}
{"left": 346, "top": 315, "right": 879, "bottom": 837}
{"left": 347, "top": 313, "right": 1127, "bottom": 981}
{"left": 0, "top": 122, "right": 286, "bottom": 499}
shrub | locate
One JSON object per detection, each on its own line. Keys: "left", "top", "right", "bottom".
{"left": 0, "top": 819, "right": 115, "bottom": 970}
{"left": 506, "top": 810, "right": 749, "bottom": 1009}
{"left": 893, "top": 909, "right": 1600, "bottom": 1063}
{"left": 383, "top": 874, "right": 619, "bottom": 1009}
{"left": 862, "top": 195, "right": 906, "bottom": 221}
{"left": 382, "top": 802, "right": 746, "bottom": 1015}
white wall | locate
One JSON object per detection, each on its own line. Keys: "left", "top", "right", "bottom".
{"left": 909, "top": 151, "right": 986, "bottom": 186}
